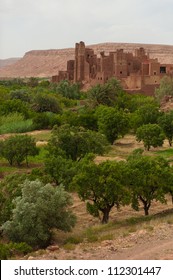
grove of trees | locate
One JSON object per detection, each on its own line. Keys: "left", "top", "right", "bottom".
{"left": 1, "top": 76, "right": 173, "bottom": 255}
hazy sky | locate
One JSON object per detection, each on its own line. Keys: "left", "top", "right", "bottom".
{"left": 1, "top": 0, "right": 173, "bottom": 58}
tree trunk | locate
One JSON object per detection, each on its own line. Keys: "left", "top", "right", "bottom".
{"left": 139, "top": 196, "right": 150, "bottom": 216}
{"left": 170, "top": 191, "right": 173, "bottom": 204}
{"left": 101, "top": 207, "right": 111, "bottom": 224}
{"left": 144, "top": 204, "right": 149, "bottom": 216}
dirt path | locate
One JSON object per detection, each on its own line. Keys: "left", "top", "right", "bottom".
{"left": 128, "top": 239, "right": 173, "bottom": 260}
{"left": 0, "top": 129, "right": 50, "bottom": 140}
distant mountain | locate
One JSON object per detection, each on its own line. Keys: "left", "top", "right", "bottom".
{"left": 0, "top": 42, "right": 173, "bottom": 78}
{"left": 0, "top": 58, "right": 21, "bottom": 69}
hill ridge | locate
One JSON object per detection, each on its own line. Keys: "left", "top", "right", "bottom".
{"left": 0, "top": 42, "right": 173, "bottom": 78}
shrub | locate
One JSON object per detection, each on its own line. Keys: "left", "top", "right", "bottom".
{"left": 32, "top": 93, "right": 62, "bottom": 113}
{"left": 2, "top": 180, "right": 76, "bottom": 248}
{"left": 0, "top": 242, "right": 32, "bottom": 260}
{"left": 32, "top": 112, "right": 61, "bottom": 130}
{"left": 0, "top": 113, "right": 33, "bottom": 134}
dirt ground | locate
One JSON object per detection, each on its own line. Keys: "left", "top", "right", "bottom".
{"left": 24, "top": 193, "right": 173, "bottom": 260}
{"left": 26, "top": 224, "right": 173, "bottom": 260}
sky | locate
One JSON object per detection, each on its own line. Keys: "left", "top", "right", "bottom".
{"left": 0, "top": 0, "right": 173, "bottom": 59}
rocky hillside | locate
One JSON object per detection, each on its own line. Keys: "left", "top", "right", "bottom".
{"left": 0, "top": 42, "right": 173, "bottom": 78}
{"left": 0, "top": 58, "right": 20, "bottom": 69}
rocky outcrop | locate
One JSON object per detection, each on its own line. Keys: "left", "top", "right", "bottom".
{"left": 0, "top": 43, "right": 173, "bottom": 78}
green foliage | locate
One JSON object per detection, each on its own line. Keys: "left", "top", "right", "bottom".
{"left": 0, "top": 113, "right": 33, "bottom": 134}
{"left": 45, "top": 124, "right": 108, "bottom": 188}
{"left": 28, "top": 167, "right": 53, "bottom": 184}
{"left": 0, "top": 242, "right": 32, "bottom": 260}
{"left": 38, "top": 80, "right": 50, "bottom": 88}
{"left": 96, "top": 105, "right": 130, "bottom": 144}
{"left": 77, "top": 108, "right": 98, "bottom": 130}
{"left": 32, "top": 93, "right": 62, "bottom": 113}
{"left": 84, "top": 228, "right": 98, "bottom": 242}
{"left": 0, "top": 173, "right": 28, "bottom": 224}
{"left": 154, "top": 148, "right": 173, "bottom": 158}
{"left": 47, "top": 124, "right": 109, "bottom": 161}
{"left": 56, "top": 80, "right": 81, "bottom": 99}
{"left": 0, "top": 99, "right": 31, "bottom": 119}
{"left": 127, "top": 155, "right": 171, "bottom": 215}
{"left": 131, "top": 103, "right": 161, "bottom": 131}
{"left": 32, "top": 112, "right": 50, "bottom": 129}
{"left": 136, "top": 124, "right": 165, "bottom": 151}
{"left": 155, "top": 76, "right": 173, "bottom": 100}
{"left": 0, "top": 86, "right": 11, "bottom": 102}
{"left": 32, "top": 112, "right": 61, "bottom": 130}
{"left": 10, "top": 89, "right": 31, "bottom": 103}
{"left": 0, "top": 78, "right": 26, "bottom": 88}
{"left": 57, "top": 110, "right": 77, "bottom": 127}
{"left": 61, "top": 108, "right": 98, "bottom": 130}
{"left": 73, "top": 160, "right": 130, "bottom": 223}
{"left": 64, "top": 235, "right": 83, "bottom": 245}
{"left": 44, "top": 155, "right": 77, "bottom": 188}
{"left": 2, "top": 180, "right": 76, "bottom": 248}
{"left": 0, "top": 135, "right": 38, "bottom": 166}
{"left": 159, "top": 111, "right": 173, "bottom": 146}
{"left": 27, "top": 77, "right": 39, "bottom": 87}
{"left": 127, "top": 95, "right": 158, "bottom": 112}
{"left": 88, "top": 78, "right": 123, "bottom": 107}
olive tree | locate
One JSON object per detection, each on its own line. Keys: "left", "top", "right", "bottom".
{"left": 2, "top": 180, "right": 76, "bottom": 248}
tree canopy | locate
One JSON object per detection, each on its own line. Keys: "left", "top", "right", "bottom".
{"left": 73, "top": 160, "right": 130, "bottom": 223}
{"left": 0, "top": 135, "right": 38, "bottom": 166}
{"left": 47, "top": 124, "right": 109, "bottom": 161}
{"left": 127, "top": 155, "right": 171, "bottom": 215}
{"left": 136, "top": 124, "right": 165, "bottom": 151}
{"left": 159, "top": 110, "right": 173, "bottom": 146}
{"left": 155, "top": 76, "right": 173, "bottom": 100}
{"left": 96, "top": 105, "right": 130, "bottom": 144}
{"left": 2, "top": 180, "right": 76, "bottom": 248}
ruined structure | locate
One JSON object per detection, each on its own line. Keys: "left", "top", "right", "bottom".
{"left": 52, "top": 41, "right": 173, "bottom": 95}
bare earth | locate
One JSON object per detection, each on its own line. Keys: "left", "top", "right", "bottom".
{"left": 25, "top": 193, "right": 173, "bottom": 260}
{"left": 26, "top": 223, "right": 173, "bottom": 260}
{"left": 26, "top": 220, "right": 173, "bottom": 261}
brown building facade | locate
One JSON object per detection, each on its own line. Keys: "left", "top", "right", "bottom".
{"left": 52, "top": 41, "right": 173, "bottom": 95}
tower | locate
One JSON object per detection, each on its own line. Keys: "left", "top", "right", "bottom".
{"left": 74, "top": 41, "right": 85, "bottom": 82}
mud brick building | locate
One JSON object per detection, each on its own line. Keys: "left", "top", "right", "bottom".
{"left": 52, "top": 41, "right": 173, "bottom": 95}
